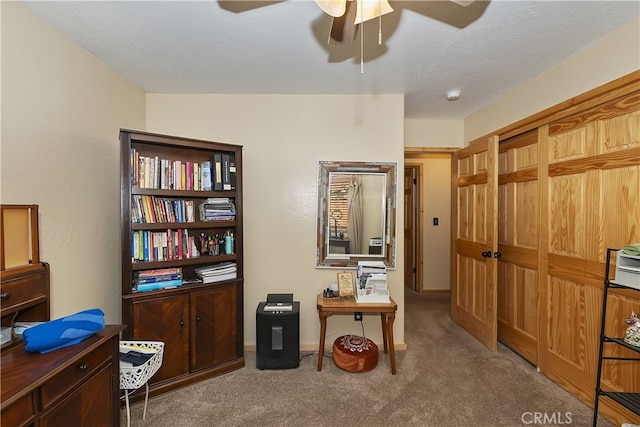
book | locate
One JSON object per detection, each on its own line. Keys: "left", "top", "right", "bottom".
{"left": 213, "top": 153, "right": 223, "bottom": 191}
{"left": 137, "top": 273, "right": 183, "bottom": 284}
{"left": 201, "top": 161, "right": 212, "bottom": 191}
{"left": 136, "top": 267, "right": 182, "bottom": 279}
{"left": 195, "top": 262, "right": 237, "bottom": 283}
{"left": 222, "top": 154, "right": 231, "bottom": 190}
{"left": 193, "top": 162, "right": 200, "bottom": 191}
{"left": 134, "top": 278, "right": 182, "bottom": 292}
{"left": 229, "top": 153, "right": 236, "bottom": 190}
{"left": 199, "top": 271, "right": 237, "bottom": 284}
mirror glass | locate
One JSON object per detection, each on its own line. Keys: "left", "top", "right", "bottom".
{"left": 316, "top": 161, "right": 396, "bottom": 269}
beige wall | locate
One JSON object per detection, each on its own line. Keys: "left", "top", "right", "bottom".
{"left": 1, "top": 2, "right": 146, "bottom": 323}
{"left": 418, "top": 155, "right": 452, "bottom": 292}
{"left": 404, "top": 119, "right": 464, "bottom": 148}
{"left": 465, "top": 16, "right": 640, "bottom": 142}
{"left": 146, "top": 94, "right": 405, "bottom": 349}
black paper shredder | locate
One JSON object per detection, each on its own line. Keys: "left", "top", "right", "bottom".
{"left": 256, "top": 294, "right": 300, "bottom": 369}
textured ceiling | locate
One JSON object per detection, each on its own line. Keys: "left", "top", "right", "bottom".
{"left": 21, "top": 0, "right": 640, "bottom": 119}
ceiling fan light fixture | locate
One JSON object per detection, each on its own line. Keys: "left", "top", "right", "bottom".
{"left": 450, "top": 0, "right": 475, "bottom": 6}
{"left": 446, "top": 90, "right": 461, "bottom": 101}
{"left": 315, "top": 0, "right": 348, "bottom": 18}
{"left": 354, "top": 0, "right": 393, "bottom": 25}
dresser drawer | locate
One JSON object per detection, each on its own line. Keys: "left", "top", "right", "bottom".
{"left": 39, "top": 342, "right": 111, "bottom": 409}
{"left": 0, "top": 269, "right": 47, "bottom": 315}
{"left": 1, "top": 393, "right": 34, "bottom": 427}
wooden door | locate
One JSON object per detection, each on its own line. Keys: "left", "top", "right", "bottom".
{"left": 191, "top": 284, "right": 238, "bottom": 371}
{"left": 496, "top": 129, "right": 540, "bottom": 364}
{"left": 404, "top": 166, "right": 417, "bottom": 290}
{"left": 451, "top": 136, "right": 499, "bottom": 351}
{"left": 133, "top": 294, "right": 190, "bottom": 382}
{"left": 538, "top": 93, "right": 640, "bottom": 425}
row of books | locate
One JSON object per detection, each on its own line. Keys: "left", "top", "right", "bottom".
{"left": 132, "top": 229, "right": 200, "bottom": 263}
{"left": 131, "top": 195, "right": 196, "bottom": 224}
{"left": 130, "top": 148, "right": 236, "bottom": 191}
{"left": 134, "top": 267, "right": 183, "bottom": 292}
{"left": 195, "top": 262, "right": 237, "bottom": 284}
{"left": 199, "top": 198, "right": 236, "bottom": 222}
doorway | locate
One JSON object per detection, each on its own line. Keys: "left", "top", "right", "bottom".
{"left": 404, "top": 149, "right": 456, "bottom": 294}
{"left": 404, "top": 165, "right": 420, "bottom": 291}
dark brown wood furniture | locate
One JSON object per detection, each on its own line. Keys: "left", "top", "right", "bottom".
{"left": 1, "top": 264, "right": 50, "bottom": 349}
{"left": 1, "top": 324, "right": 125, "bottom": 427}
{"left": 316, "top": 293, "right": 397, "bottom": 374}
{"left": 1, "top": 204, "right": 125, "bottom": 426}
{"left": 1, "top": 205, "right": 49, "bottom": 349}
{"left": 120, "top": 130, "right": 244, "bottom": 400}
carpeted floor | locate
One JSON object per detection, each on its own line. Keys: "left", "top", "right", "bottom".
{"left": 120, "top": 290, "right": 613, "bottom": 427}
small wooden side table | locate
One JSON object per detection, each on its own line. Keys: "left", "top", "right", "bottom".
{"left": 316, "top": 294, "right": 398, "bottom": 374}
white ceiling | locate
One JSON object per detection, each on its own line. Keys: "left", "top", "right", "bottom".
{"left": 20, "top": 0, "right": 640, "bottom": 119}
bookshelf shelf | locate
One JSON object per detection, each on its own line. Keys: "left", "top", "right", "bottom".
{"left": 130, "top": 254, "right": 237, "bottom": 270}
{"left": 120, "top": 129, "right": 244, "bottom": 402}
{"left": 131, "top": 221, "right": 236, "bottom": 231}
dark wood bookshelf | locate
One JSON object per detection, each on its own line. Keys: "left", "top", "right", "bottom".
{"left": 120, "top": 129, "right": 244, "bottom": 402}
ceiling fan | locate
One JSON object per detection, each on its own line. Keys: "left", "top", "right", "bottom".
{"left": 314, "top": 0, "right": 477, "bottom": 45}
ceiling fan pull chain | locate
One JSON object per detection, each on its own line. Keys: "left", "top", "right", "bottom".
{"left": 378, "top": 0, "right": 382, "bottom": 45}
{"left": 360, "top": 0, "right": 364, "bottom": 74}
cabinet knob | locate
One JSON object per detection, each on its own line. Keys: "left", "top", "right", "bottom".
{"left": 0, "top": 292, "right": 10, "bottom": 300}
{"left": 179, "top": 311, "right": 185, "bottom": 336}
{"left": 79, "top": 364, "right": 90, "bottom": 371}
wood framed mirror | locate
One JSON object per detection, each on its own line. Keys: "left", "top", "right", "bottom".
{"left": 316, "top": 161, "right": 396, "bottom": 269}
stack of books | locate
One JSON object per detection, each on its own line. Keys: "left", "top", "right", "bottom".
{"left": 199, "top": 198, "right": 236, "bottom": 222}
{"left": 356, "top": 261, "right": 389, "bottom": 302}
{"left": 134, "top": 267, "right": 183, "bottom": 292}
{"left": 194, "top": 262, "right": 237, "bottom": 283}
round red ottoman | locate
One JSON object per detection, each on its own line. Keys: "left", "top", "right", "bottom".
{"left": 332, "top": 335, "right": 378, "bottom": 373}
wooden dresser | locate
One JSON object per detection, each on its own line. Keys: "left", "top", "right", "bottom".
{"left": 1, "top": 324, "right": 125, "bottom": 427}
{"left": 1, "top": 205, "right": 125, "bottom": 426}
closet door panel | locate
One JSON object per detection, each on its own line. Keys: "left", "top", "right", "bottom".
{"left": 497, "top": 130, "right": 540, "bottom": 364}
{"left": 452, "top": 137, "right": 499, "bottom": 352}
{"left": 540, "top": 93, "right": 640, "bottom": 423}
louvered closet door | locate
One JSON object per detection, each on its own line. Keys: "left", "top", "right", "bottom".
{"left": 496, "top": 129, "right": 540, "bottom": 365}
{"left": 538, "top": 92, "right": 640, "bottom": 423}
{"left": 451, "top": 136, "right": 499, "bottom": 352}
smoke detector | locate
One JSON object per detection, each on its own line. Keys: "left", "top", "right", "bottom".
{"left": 446, "top": 90, "right": 461, "bottom": 101}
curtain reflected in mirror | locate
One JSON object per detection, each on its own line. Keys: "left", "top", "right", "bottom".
{"left": 316, "top": 161, "right": 396, "bottom": 269}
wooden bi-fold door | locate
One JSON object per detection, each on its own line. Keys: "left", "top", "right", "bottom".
{"left": 537, "top": 91, "right": 640, "bottom": 425}
{"left": 496, "top": 129, "right": 540, "bottom": 365}
{"left": 451, "top": 75, "right": 640, "bottom": 426}
{"left": 451, "top": 136, "right": 499, "bottom": 352}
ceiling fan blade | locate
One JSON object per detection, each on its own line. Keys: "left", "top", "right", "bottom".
{"left": 449, "top": 0, "right": 476, "bottom": 6}
{"left": 328, "top": 0, "right": 359, "bottom": 45}
{"left": 315, "top": 0, "right": 348, "bottom": 17}
{"left": 353, "top": 0, "right": 393, "bottom": 25}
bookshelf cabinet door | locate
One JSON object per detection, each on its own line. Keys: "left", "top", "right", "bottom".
{"left": 133, "top": 294, "right": 190, "bottom": 382}
{"left": 191, "top": 285, "right": 239, "bottom": 371}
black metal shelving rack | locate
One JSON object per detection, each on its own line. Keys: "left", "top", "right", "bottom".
{"left": 593, "top": 248, "right": 640, "bottom": 426}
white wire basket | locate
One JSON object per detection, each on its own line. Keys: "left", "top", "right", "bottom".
{"left": 120, "top": 341, "right": 165, "bottom": 427}
{"left": 119, "top": 341, "right": 164, "bottom": 391}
